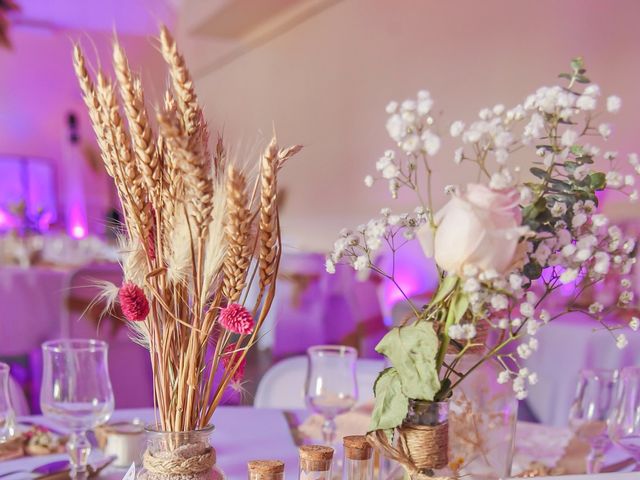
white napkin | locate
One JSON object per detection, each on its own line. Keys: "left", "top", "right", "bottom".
{"left": 122, "top": 463, "right": 136, "bottom": 479}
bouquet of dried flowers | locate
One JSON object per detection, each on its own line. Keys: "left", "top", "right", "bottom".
{"left": 328, "top": 58, "right": 639, "bottom": 472}
{"left": 73, "top": 27, "right": 301, "bottom": 433}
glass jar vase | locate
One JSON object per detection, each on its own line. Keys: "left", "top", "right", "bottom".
{"left": 448, "top": 355, "right": 518, "bottom": 479}
{"left": 137, "top": 425, "right": 224, "bottom": 480}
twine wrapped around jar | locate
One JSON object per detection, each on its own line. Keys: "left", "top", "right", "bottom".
{"left": 142, "top": 444, "right": 216, "bottom": 477}
{"left": 367, "top": 422, "right": 451, "bottom": 480}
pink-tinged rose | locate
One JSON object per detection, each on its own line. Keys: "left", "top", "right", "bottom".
{"left": 417, "top": 183, "right": 522, "bottom": 274}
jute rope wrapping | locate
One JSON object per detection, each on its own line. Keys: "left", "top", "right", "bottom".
{"left": 142, "top": 445, "right": 216, "bottom": 476}
{"left": 367, "top": 422, "right": 453, "bottom": 480}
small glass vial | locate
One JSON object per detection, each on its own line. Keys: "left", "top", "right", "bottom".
{"left": 342, "top": 436, "right": 373, "bottom": 480}
{"left": 298, "top": 445, "right": 333, "bottom": 480}
{"left": 248, "top": 460, "right": 285, "bottom": 480}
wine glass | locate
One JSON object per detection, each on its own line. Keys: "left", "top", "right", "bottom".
{"left": 40, "top": 339, "right": 114, "bottom": 479}
{"left": 305, "top": 345, "right": 358, "bottom": 445}
{"left": 608, "top": 366, "right": 640, "bottom": 468}
{"left": 568, "top": 368, "right": 618, "bottom": 473}
{"left": 0, "top": 362, "right": 16, "bottom": 442}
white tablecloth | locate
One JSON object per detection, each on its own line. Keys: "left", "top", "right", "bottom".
{"left": 0, "top": 266, "right": 73, "bottom": 356}
{"left": 0, "top": 408, "right": 636, "bottom": 479}
{"left": 524, "top": 312, "right": 640, "bottom": 427}
{"left": 0, "top": 407, "right": 299, "bottom": 480}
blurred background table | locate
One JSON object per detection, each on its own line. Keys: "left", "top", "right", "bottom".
{"left": 524, "top": 313, "right": 640, "bottom": 426}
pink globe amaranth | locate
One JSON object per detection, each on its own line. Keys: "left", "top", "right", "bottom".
{"left": 218, "top": 303, "right": 254, "bottom": 335}
{"left": 119, "top": 282, "right": 150, "bottom": 321}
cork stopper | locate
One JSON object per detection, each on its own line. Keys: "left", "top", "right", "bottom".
{"left": 299, "top": 445, "right": 334, "bottom": 471}
{"left": 343, "top": 435, "right": 372, "bottom": 460}
{"left": 248, "top": 460, "right": 285, "bottom": 479}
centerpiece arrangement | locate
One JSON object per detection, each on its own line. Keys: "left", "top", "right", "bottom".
{"left": 328, "top": 58, "right": 639, "bottom": 479}
{"left": 73, "top": 27, "right": 300, "bottom": 479}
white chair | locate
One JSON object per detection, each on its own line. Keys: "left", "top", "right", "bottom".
{"left": 254, "top": 355, "right": 386, "bottom": 409}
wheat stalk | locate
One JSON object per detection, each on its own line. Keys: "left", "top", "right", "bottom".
{"left": 73, "top": 27, "right": 300, "bottom": 433}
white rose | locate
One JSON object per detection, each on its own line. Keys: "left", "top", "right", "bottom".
{"left": 416, "top": 183, "right": 522, "bottom": 274}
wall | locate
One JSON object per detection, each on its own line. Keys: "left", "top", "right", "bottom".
{"left": 0, "top": 27, "right": 167, "bottom": 234}
{"left": 180, "top": 0, "right": 640, "bottom": 251}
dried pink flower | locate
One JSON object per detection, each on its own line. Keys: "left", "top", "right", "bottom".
{"left": 222, "top": 343, "right": 245, "bottom": 382}
{"left": 119, "top": 282, "right": 150, "bottom": 321}
{"left": 218, "top": 303, "right": 254, "bottom": 334}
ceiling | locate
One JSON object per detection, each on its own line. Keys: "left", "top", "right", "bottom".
{"left": 12, "top": 0, "right": 179, "bottom": 35}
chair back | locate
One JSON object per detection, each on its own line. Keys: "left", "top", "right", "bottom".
{"left": 254, "top": 355, "right": 385, "bottom": 409}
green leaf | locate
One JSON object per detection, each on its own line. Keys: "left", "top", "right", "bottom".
{"left": 570, "top": 145, "right": 584, "bottom": 156}
{"left": 375, "top": 322, "right": 441, "bottom": 401}
{"left": 530, "top": 167, "right": 548, "bottom": 179}
{"left": 575, "top": 75, "right": 590, "bottom": 84}
{"left": 558, "top": 73, "right": 572, "bottom": 80}
{"left": 590, "top": 172, "right": 606, "bottom": 190}
{"left": 523, "top": 262, "right": 542, "bottom": 280}
{"left": 571, "top": 57, "right": 585, "bottom": 72}
{"left": 430, "top": 275, "right": 458, "bottom": 305}
{"left": 369, "top": 367, "right": 408, "bottom": 433}
{"left": 445, "top": 290, "right": 469, "bottom": 329}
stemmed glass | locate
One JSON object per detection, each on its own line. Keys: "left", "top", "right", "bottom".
{"left": 0, "top": 362, "right": 16, "bottom": 442}
{"left": 40, "top": 339, "right": 114, "bottom": 479}
{"left": 568, "top": 368, "right": 618, "bottom": 474}
{"left": 305, "top": 345, "right": 358, "bottom": 445}
{"left": 608, "top": 366, "right": 640, "bottom": 468}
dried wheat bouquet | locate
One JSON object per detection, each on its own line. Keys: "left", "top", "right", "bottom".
{"left": 72, "top": 26, "right": 301, "bottom": 431}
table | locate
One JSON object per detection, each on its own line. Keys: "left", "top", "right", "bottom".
{"left": 0, "top": 407, "right": 637, "bottom": 479}
{"left": 0, "top": 407, "right": 300, "bottom": 480}
{"left": 523, "top": 312, "right": 640, "bottom": 426}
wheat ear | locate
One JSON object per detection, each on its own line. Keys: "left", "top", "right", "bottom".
{"left": 222, "top": 167, "right": 253, "bottom": 303}
{"left": 113, "top": 41, "right": 161, "bottom": 206}
{"left": 258, "top": 137, "right": 279, "bottom": 290}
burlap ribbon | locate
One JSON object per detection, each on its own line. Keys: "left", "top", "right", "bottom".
{"left": 367, "top": 422, "right": 452, "bottom": 480}
{"left": 142, "top": 446, "right": 216, "bottom": 476}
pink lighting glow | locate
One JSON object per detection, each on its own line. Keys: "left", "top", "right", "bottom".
{"left": 71, "top": 224, "right": 86, "bottom": 239}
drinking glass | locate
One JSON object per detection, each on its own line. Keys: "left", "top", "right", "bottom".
{"left": 305, "top": 345, "right": 358, "bottom": 445}
{"left": 40, "top": 339, "right": 114, "bottom": 479}
{"left": 0, "top": 362, "right": 16, "bottom": 442}
{"left": 608, "top": 366, "right": 640, "bottom": 467}
{"left": 568, "top": 368, "right": 618, "bottom": 474}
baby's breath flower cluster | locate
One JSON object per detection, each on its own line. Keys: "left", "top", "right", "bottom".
{"left": 327, "top": 207, "right": 428, "bottom": 281}
{"left": 367, "top": 90, "right": 441, "bottom": 199}
{"left": 331, "top": 58, "right": 640, "bottom": 432}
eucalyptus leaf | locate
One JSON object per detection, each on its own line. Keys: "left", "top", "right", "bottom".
{"left": 375, "top": 322, "right": 440, "bottom": 401}
{"left": 369, "top": 367, "right": 408, "bottom": 433}
{"left": 530, "top": 167, "right": 547, "bottom": 179}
